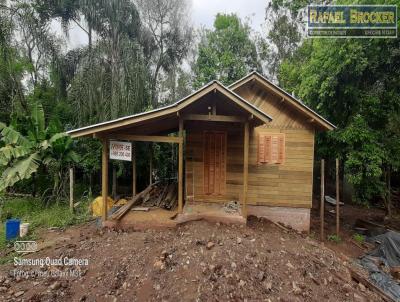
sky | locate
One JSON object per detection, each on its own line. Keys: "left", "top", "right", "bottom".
{"left": 191, "top": 0, "right": 266, "bottom": 31}
{"left": 55, "top": 0, "right": 267, "bottom": 49}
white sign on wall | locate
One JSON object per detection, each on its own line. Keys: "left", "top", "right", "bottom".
{"left": 109, "top": 141, "right": 132, "bottom": 161}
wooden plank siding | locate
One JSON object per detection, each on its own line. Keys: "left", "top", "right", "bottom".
{"left": 185, "top": 81, "right": 315, "bottom": 209}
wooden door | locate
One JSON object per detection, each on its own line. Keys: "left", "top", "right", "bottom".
{"left": 203, "top": 131, "right": 226, "bottom": 195}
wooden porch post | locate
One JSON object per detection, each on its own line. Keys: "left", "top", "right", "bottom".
{"left": 243, "top": 122, "right": 249, "bottom": 218}
{"left": 132, "top": 142, "right": 136, "bottom": 196}
{"left": 178, "top": 118, "right": 184, "bottom": 213}
{"left": 69, "top": 167, "right": 74, "bottom": 213}
{"left": 336, "top": 158, "right": 340, "bottom": 236}
{"left": 102, "top": 138, "right": 109, "bottom": 221}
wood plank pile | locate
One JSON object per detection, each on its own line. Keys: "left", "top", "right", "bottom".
{"left": 142, "top": 182, "right": 178, "bottom": 210}
{"left": 110, "top": 181, "right": 178, "bottom": 221}
{"left": 110, "top": 184, "right": 155, "bottom": 220}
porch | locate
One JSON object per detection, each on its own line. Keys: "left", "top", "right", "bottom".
{"left": 67, "top": 81, "right": 272, "bottom": 227}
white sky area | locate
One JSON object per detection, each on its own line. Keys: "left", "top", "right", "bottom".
{"left": 51, "top": 0, "right": 267, "bottom": 49}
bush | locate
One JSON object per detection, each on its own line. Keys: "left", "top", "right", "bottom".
{"left": 327, "top": 234, "right": 341, "bottom": 243}
{"left": 353, "top": 233, "right": 365, "bottom": 244}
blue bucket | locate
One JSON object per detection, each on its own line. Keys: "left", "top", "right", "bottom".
{"left": 5, "top": 219, "right": 20, "bottom": 240}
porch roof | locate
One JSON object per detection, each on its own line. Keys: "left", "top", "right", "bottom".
{"left": 67, "top": 81, "right": 273, "bottom": 138}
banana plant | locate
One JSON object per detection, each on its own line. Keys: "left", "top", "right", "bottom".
{"left": 0, "top": 102, "right": 78, "bottom": 195}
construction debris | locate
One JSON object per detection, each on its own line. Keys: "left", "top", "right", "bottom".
{"left": 109, "top": 184, "right": 155, "bottom": 220}
{"left": 141, "top": 181, "right": 178, "bottom": 210}
{"left": 110, "top": 181, "right": 178, "bottom": 221}
{"left": 223, "top": 201, "right": 239, "bottom": 213}
{"left": 325, "top": 195, "right": 344, "bottom": 206}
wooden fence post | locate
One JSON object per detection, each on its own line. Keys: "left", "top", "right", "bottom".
{"left": 320, "top": 159, "right": 325, "bottom": 241}
{"left": 336, "top": 158, "right": 340, "bottom": 236}
{"left": 69, "top": 167, "right": 74, "bottom": 213}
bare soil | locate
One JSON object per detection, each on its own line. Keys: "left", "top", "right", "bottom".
{"left": 0, "top": 217, "right": 382, "bottom": 301}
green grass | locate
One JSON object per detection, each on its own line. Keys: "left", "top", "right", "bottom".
{"left": 353, "top": 233, "right": 366, "bottom": 244}
{"left": 0, "top": 196, "right": 91, "bottom": 253}
{"left": 327, "top": 234, "right": 342, "bottom": 243}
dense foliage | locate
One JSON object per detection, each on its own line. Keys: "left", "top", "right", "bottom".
{"left": 277, "top": 0, "right": 400, "bottom": 213}
{"left": 193, "top": 13, "right": 261, "bottom": 88}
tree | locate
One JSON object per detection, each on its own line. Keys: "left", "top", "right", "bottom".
{"left": 136, "top": 0, "right": 193, "bottom": 108}
{"left": 193, "top": 13, "right": 261, "bottom": 88}
{"left": 259, "top": 0, "right": 306, "bottom": 80}
{"left": 279, "top": 35, "right": 400, "bottom": 211}
{"left": 0, "top": 102, "right": 78, "bottom": 200}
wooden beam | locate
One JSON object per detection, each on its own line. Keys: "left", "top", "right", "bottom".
{"left": 178, "top": 118, "right": 184, "bottom": 213}
{"left": 182, "top": 114, "right": 246, "bottom": 123}
{"left": 336, "top": 158, "right": 340, "bottom": 236}
{"left": 102, "top": 138, "right": 109, "bottom": 221}
{"left": 132, "top": 143, "right": 136, "bottom": 196}
{"left": 242, "top": 122, "right": 249, "bottom": 218}
{"left": 320, "top": 159, "right": 325, "bottom": 241}
{"left": 69, "top": 167, "right": 74, "bottom": 213}
{"left": 212, "top": 101, "right": 217, "bottom": 115}
{"left": 105, "top": 134, "right": 182, "bottom": 144}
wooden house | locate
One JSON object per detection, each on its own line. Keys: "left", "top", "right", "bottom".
{"left": 68, "top": 72, "right": 335, "bottom": 232}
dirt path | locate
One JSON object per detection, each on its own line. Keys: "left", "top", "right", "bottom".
{"left": 0, "top": 218, "right": 381, "bottom": 301}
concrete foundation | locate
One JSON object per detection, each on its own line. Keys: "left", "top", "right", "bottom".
{"left": 247, "top": 205, "right": 310, "bottom": 232}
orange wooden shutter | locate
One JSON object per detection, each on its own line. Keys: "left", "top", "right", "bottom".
{"left": 271, "top": 135, "right": 279, "bottom": 164}
{"left": 277, "top": 135, "right": 285, "bottom": 164}
{"left": 264, "top": 135, "right": 271, "bottom": 163}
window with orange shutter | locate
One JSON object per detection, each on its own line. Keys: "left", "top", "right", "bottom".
{"left": 258, "top": 133, "right": 285, "bottom": 165}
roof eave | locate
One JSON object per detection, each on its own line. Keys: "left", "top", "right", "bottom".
{"left": 229, "top": 72, "right": 336, "bottom": 131}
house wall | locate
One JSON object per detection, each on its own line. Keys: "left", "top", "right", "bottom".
{"left": 184, "top": 82, "right": 316, "bottom": 231}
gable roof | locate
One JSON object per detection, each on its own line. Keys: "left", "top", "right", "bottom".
{"left": 229, "top": 71, "right": 336, "bottom": 131}
{"left": 67, "top": 80, "right": 273, "bottom": 138}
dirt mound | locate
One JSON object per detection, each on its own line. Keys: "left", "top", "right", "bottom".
{"left": 0, "top": 218, "right": 381, "bottom": 301}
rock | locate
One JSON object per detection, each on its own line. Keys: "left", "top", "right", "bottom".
{"left": 263, "top": 281, "right": 272, "bottom": 291}
{"left": 239, "top": 280, "right": 245, "bottom": 287}
{"left": 153, "top": 260, "right": 165, "bottom": 270}
{"left": 328, "top": 276, "right": 333, "bottom": 283}
{"left": 206, "top": 242, "right": 215, "bottom": 250}
{"left": 342, "top": 283, "right": 353, "bottom": 293}
{"left": 160, "top": 250, "right": 168, "bottom": 259}
{"left": 50, "top": 281, "right": 61, "bottom": 290}
{"left": 286, "top": 262, "right": 295, "bottom": 269}
{"left": 14, "top": 290, "right": 24, "bottom": 297}
{"left": 292, "top": 282, "right": 302, "bottom": 295}
{"left": 122, "top": 282, "right": 128, "bottom": 290}
{"left": 353, "top": 293, "right": 366, "bottom": 302}
{"left": 257, "top": 271, "right": 265, "bottom": 281}
{"left": 231, "top": 262, "right": 237, "bottom": 269}
{"left": 237, "top": 237, "right": 242, "bottom": 244}
{"left": 357, "top": 282, "right": 366, "bottom": 292}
